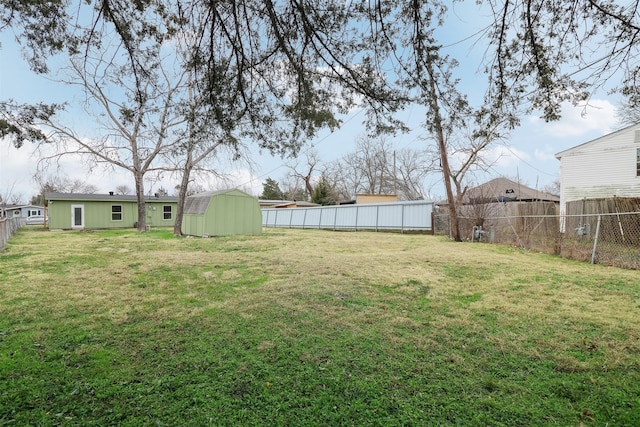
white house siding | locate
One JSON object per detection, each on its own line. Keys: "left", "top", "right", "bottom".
{"left": 556, "top": 124, "right": 640, "bottom": 214}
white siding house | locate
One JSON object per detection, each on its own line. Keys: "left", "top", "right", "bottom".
{"left": 0, "top": 204, "right": 45, "bottom": 219}
{"left": 555, "top": 123, "right": 640, "bottom": 213}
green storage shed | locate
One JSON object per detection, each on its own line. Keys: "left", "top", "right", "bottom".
{"left": 181, "top": 189, "right": 262, "bottom": 237}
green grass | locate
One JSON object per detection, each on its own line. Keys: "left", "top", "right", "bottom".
{"left": 1, "top": 227, "right": 639, "bottom": 426}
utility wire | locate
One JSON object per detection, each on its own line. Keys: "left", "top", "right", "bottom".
{"left": 240, "top": 108, "right": 366, "bottom": 190}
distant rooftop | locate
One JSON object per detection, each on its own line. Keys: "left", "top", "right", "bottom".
{"left": 462, "top": 178, "right": 559, "bottom": 204}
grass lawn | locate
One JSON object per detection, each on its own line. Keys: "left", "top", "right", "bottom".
{"left": 1, "top": 226, "right": 639, "bottom": 426}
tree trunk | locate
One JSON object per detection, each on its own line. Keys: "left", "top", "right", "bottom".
{"left": 134, "top": 171, "right": 147, "bottom": 232}
{"left": 173, "top": 163, "right": 192, "bottom": 236}
{"left": 303, "top": 176, "right": 313, "bottom": 200}
{"left": 428, "top": 68, "right": 461, "bottom": 242}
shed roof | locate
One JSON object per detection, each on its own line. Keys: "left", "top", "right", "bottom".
{"left": 183, "top": 189, "right": 256, "bottom": 215}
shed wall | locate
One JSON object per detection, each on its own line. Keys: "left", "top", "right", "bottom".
{"left": 181, "top": 190, "right": 262, "bottom": 236}
{"left": 204, "top": 192, "right": 262, "bottom": 236}
{"left": 182, "top": 214, "right": 204, "bottom": 236}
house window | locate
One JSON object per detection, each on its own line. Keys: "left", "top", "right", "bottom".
{"left": 29, "top": 209, "right": 40, "bottom": 217}
{"left": 111, "top": 205, "right": 123, "bottom": 221}
{"left": 637, "top": 148, "right": 640, "bottom": 177}
{"left": 163, "top": 205, "right": 172, "bottom": 220}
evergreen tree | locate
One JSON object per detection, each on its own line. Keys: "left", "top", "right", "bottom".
{"left": 260, "top": 178, "right": 284, "bottom": 200}
{"left": 310, "top": 176, "right": 337, "bottom": 206}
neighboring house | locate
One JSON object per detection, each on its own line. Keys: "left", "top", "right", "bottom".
{"left": 434, "top": 177, "right": 559, "bottom": 238}
{"left": 258, "top": 199, "right": 297, "bottom": 208}
{"left": 181, "top": 189, "right": 262, "bottom": 237}
{"left": 0, "top": 204, "right": 46, "bottom": 219}
{"left": 355, "top": 194, "right": 398, "bottom": 204}
{"left": 274, "top": 201, "right": 319, "bottom": 208}
{"left": 461, "top": 177, "right": 559, "bottom": 205}
{"left": 45, "top": 192, "right": 178, "bottom": 230}
{"left": 259, "top": 199, "right": 319, "bottom": 208}
{"left": 260, "top": 194, "right": 398, "bottom": 208}
{"left": 555, "top": 123, "right": 640, "bottom": 213}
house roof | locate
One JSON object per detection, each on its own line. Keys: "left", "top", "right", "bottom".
{"left": 273, "top": 201, "right": 320, "bottom": 208}
{"left": 44, "top": 192, "right": 179, "bottom": 202}
{"left": 258, "top": 199, "right": 291, "bottom": 207}
{"left": 555, "top": 122, "right": 640, "bottom": 159}
{"left": 0, "top": 204, "right": 44, "bottom": 209}
{"left": 459, "top": 178, "right": 559, "bottom": 204}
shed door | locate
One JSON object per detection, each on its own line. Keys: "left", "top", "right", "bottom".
{"left": 71, "top": 204, "right": 84, "bottom": 229}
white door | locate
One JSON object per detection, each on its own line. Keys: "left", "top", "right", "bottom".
{"left": 71, "top": 204, "right": 84, "bottom": 229}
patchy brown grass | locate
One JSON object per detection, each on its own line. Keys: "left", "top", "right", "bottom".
{"left": 1, "top": 226, "right": 639, "bottom": 425}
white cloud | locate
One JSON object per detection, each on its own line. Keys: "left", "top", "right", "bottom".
{"left": 1, "top": 143, "right": 38, "bottom": 202}
{"left": 534, "top": 145, "right": 556, "bottom": 161}
{"left": 527, "top": 99, "right": 619, "bottom": 138}
{"left": 0, "top": 141, "right": 126, "bottom": 202}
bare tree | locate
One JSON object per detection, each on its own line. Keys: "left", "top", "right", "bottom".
{"left": 34, "top": 175, "right": 97, "bottom": 195}
{"left": 286, "top": 150, "right": 321, "bottom": 200}
{"left": 326, "top": 136, "right": 396, "bottom": 198}
{"left": 33, "top": 54, "right": 189, "bottom": 231}
{"left": 115, "top": 185, "right": 131, "bottom": 195}
{"left": 29, "top": 174, "right": 97, "bottom": 205}
{"left": 4, "top": 1, "right": 404, "bottom": 233}
{"left": 542, "top": 179, "right": 560, "bottom": 197}
{"left": 354, "top": 136, "right": 395, "bottom": 195}
{"left": 427, "top": 119, "right": 508, "bottom": 205}
{"left": 323, "top": 136, "right": 433, "bottom": 201}
{"left": 393, "top": 147, "right": 435, "bottom": 200}
{"left": 279, "top": 173, "right": 308, "bottom": 202}
{"left": 0, "top": 183, "right": 24, "bottom": 205}
{"left": 616, "top": 98, "right": 640, "bottom": 126}
{"left": 322, "top": 159, "right": 359, "bottom": 202}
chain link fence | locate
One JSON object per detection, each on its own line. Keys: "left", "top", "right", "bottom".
{"left": 560, "top": 211, "right": 640, "bottom": 269}
{"left": 434, "top": 201, "right": 640, "bottom": 270}
{"left": 0, "top": 217, "right": 24, "bottom": 251}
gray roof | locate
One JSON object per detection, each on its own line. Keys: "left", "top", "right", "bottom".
{"left": 183, "top": 193, "right": 212, "bottom": 215}
{"left": 463, "top": 178, "right": 559, "bottom": 204}
{"left": 0, "top": 204, "right": 44, "bottom": 209}
{"left": 273, "top": 201, "right": 320, "bottom": 208}
{"left": 183, "top": 189, "right": 256, "bottom": 215}
{"left": 45, "top": 192, "right": 178, "bottom": 202}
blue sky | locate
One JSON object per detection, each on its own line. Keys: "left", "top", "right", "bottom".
{"left": 0, "top": 4, "right": 625, "bottom": 203}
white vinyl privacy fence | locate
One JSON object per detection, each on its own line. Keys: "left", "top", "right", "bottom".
{"left": 262, "top": 200, "right": 434, "bottom": 232}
